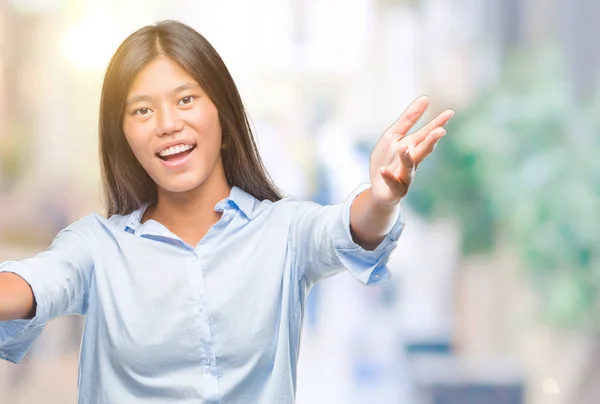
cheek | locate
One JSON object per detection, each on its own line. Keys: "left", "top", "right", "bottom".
{"left": 201, "top": 123, "right": 223, "bottom": 158}
{"left": 123, "top": 124, "right": 150, "bottom": 161}
{"left": 190, "top": 104, "right": 222, "bottom": 144}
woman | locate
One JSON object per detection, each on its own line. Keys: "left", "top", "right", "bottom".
{"left": 0, "top": 20, "right": 453, "bottom": 403}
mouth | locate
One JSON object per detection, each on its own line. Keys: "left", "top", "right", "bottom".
{"left": 156, "top": 144, "right": 197, "bottom": 162}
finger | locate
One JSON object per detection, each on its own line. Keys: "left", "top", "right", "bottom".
{"left": 387, "top": 96, "right": 430, "bottom": 138}
{"left": 407, "top": 109, "right": 454, "bottom": 148}
{"left": 380, "top": 144, "right": 415, "bottom": 187}
{"left": 412, "top": 127, "right": 446, "bottom": 164}
{"left": 398, "top": 144, "right": 416, "bottom": 181}
{"left": 380, "top": 166, "right": 410, "bottom": 192}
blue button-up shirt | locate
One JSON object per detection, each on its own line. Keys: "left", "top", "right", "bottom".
{"left": 0, "top": 184, "right": 404, "bottom": 403}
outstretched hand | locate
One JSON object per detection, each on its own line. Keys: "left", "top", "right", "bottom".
{"left": 370, "top": 96, "right": 454, "bottom": 206}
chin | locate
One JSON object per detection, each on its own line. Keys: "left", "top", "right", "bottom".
{"left": 155, "top": 176, "right": 207, "bottom": 194}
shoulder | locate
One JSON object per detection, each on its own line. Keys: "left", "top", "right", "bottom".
{"left": 252, "top": 195, "right": 323, "bottom": 220}
{"left": 60, "top": 212, "right": 127, "bottom": 239}
{"left": 230, "top": 186, "right": 318, "bottom": 221}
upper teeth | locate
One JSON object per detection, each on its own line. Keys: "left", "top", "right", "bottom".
{"left": 159, "top": 144, "right": 193, "bottom": 157}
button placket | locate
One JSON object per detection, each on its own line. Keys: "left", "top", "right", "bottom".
{"left": 190, "top": 249, "right": 219, "bottom": 380}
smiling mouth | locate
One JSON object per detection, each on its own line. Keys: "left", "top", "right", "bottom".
{"left": 156, "top": 145, "right": 197, "bottom": 161}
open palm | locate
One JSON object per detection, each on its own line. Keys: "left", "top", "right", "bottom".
{"left": 370, "top": 96, "right": 454, "bottom": 206}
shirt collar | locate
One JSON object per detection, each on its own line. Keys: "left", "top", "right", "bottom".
{"left": 223, "top": 186, "right": 257, "bottom": 219}
{"left": 124, "top": 186, "right": 257, "bottom": 234}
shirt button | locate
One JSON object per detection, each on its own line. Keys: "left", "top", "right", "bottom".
{"left": 203, "top": 357, "right": 212, "bottom": 366}
{"left": 373, "top": 274, "right": 380, "bottom": 281}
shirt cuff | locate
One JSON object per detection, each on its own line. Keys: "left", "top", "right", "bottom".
{"left": 333, "top": 183, "right": 406, "bottom": 285}
{"left": 0, "top": 261, "right": 48, "bottom": 363}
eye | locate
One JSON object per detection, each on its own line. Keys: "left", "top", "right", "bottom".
{"left": 178, "top": 95, "right": 195, "bottom": 106}
{"left": 133, "top": 107, "right": 151, "bottom": 116}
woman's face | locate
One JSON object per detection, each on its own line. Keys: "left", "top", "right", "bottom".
{"left": 122, "top": 56, "right": 226, "bottom": 196}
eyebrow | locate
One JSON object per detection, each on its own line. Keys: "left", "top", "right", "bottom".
{"left": 126, "top": 83, "right": 201, "bottom": 105}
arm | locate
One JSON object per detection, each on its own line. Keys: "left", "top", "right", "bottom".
{"left": 291, "top": 96, "right": 453, "bottom": 288}
{"left": 350, "top": 96, "right": 454, "bottom": 250}
{"left": 0, "top": 226, "right": 94, "bottom": 363}
{"left": 290, "top": 191, "right": 404, "bottom": 288}
{"left": 349, "top": 189, "right": 401, "bottom": 251}
{"left": 0, "top": 273, "right": 36, "bottom": 321}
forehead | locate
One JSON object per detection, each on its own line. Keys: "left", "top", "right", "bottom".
{"left": 128, "top": 57, "right": 198, "bottom": 96}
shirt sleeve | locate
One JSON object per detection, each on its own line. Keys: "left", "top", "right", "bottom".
{"left": 290, "top": 183, "right": 405, "bottom": 288}
{"left": 0, "top": 227, "right": 94, "bottom": 363}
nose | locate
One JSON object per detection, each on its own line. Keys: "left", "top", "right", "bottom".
{"left": 155, "top": 107, "right": 184, "bottom": 136}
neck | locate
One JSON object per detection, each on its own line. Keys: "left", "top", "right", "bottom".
{"left": 144, "top": 177, "right": 231, "bottom": 246}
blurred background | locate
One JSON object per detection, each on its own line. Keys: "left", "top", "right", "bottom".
{"left": 1, "top": 0, "right": 599, "bottom": 403}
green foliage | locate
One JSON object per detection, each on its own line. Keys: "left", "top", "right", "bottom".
{"left": 406, "top": 52, "right": 600, "bottom": 329}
